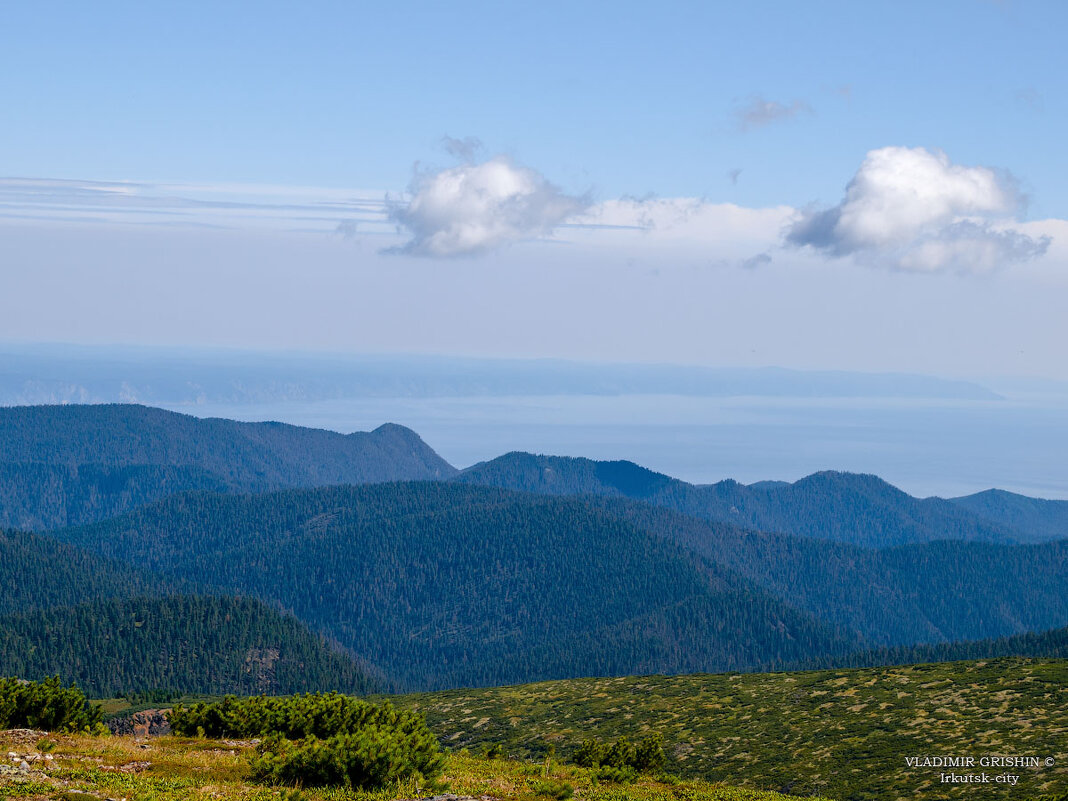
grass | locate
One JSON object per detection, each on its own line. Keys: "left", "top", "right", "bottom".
{"left": 0, "top": 730, "right": 823, "bottom": 801}
{"left": 38, "top": 656, "right": 1067, "bottom": 801}
{"left": 388, "top": 658, "right": 1068, "bottom": 801}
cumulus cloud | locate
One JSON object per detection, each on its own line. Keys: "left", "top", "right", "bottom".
{"left": 389, "top": 156, "right": 587, "bottom": 257}
{"left": 735, "top": 97, "right": 812, "bottom": 131}
{"left": 786, "top": 146, "right": 1051, "bottom": 272}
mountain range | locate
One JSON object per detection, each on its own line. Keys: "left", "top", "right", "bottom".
{"left": 0, "top": 403, "right": 455, "bottom": 529}
{"left": 458, "top": 452, "right": 1068, "bottom": 546}
{"left": 1, "top": 403, "right": 1066, "bottom": 694}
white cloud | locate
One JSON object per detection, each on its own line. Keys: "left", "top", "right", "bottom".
{"left": 390, "top": 157, "right": 587, "bottom": 257}
{"left": 786, "top": 146, "right": 1051, "bottom": 272}
{"left": 576, "top": 197, "right": 790, "bottom": 241}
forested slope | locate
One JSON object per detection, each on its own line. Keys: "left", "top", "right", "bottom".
{"left": 0, "top": 462, "right": 231, "bottom": 530}
{"left": 46, "top": 482, "right": 859, "bottom": 690}
{"left": 0, "top": 595, "right": 379, "bottom": 697}
{"left": 604, "top": 499, "right": 1068, "bottom": 647}
{"left": 0, "top": 528, "right": 171, "bottom": 614}
{"left": 795, "top": 623, "right": 1068, "bottom": 669}
{"left": 951, "top": 487, "right": 1068, "bottom": 541}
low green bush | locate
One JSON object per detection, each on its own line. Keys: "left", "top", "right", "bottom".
{"left": 591, "top": 764, "right": 637, "bottom": 784}
{"left": 0, "top": 676, "right": 103, "bottom": 733}
{"left": 170, "top": 692, "right": 444, "bottom": 791}
{"left": 248, "top": 729, "right": 444, "bottom": 790}
{"left": 169, "top": 692, "right": 421, "bottom": 740}
{"left": 570, "top": 734, "right": 664, "bottom": 776}
{"left": 532, "top": 778, "right": 574, "bottom": 799}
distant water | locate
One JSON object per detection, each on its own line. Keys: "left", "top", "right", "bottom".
{"left": 157, "top": 393, "right": 1068, "bottom": 500}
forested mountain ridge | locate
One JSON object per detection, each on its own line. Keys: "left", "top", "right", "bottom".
{"left": 0, "top": 595, "right": 380, "bottom": 697}
{"left": 600, "top": 498, "right": 1068, "bottom": 647}
{"left": 0, "top": 403, "right": 456, "bottom": 529}
{"left": 6, "top": 403, "right": 1064, "bottom": 545}
{"left": 44, "top": 482, "right": 860, "bottom": 690}
{"left": 950, "top": 487, "right": 1068, "bottom": 541}
{"left": 458, "top": 452, "right": 1057, "bottom": 546}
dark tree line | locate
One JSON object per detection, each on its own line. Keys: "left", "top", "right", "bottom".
{"left": 0, "top": 596, "right": 379, "bottom": 697}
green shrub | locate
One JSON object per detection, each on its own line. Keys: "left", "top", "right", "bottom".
{"left": 484, "top": 742, "right": 504, "bottom": 759}
{"left": 0, "top": 676, "right": 102, "bottom": 733}
{"left": 601, "top": 737, "right": 636, "bottom": 769}
{"left": 591, "top": 764, "right": 637, "bottom": 784}
{"left": 248, "top": 729, "right": 445, "bottom": 790}
{"left": 170, "top": 692, "right": 445, "bottom": 791}
{"left": 532, "top": 778, "right": 574, "bottom": 799}
{"left": 572, "top": 738, "right": 604, "bottom": 768}
{"left": 570, "top": 734, "right": 664, "bottom": 776}
{"left": 169, "top": 692, "right": 421, "bottom": 740}
{"left": 633, "top": 733, "right": 666, "bottom": 772}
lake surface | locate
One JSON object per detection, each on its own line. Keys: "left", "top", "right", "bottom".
{"left": 159, "top": 392, "right": 1068, "bottom": 500}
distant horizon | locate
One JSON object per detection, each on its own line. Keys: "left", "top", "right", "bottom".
{"left": 4, "top": 338, "right": 1068, "bottom": 389}
{"left": 4, "top": 340, "right": 1068, "bottom": 500}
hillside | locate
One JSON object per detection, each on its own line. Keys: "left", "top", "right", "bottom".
{"left": 796, "top": 623, "right": 1068, "bottom": 670}
{"left": 458, "top": 452, "right": 1055, "bottom": 546}
{"left": 0, "top": 595, "right": 379, "bottom": 697}
{"left": 45, "top": 482, "right": 859, "bottom": 690}
{"left": 393, "top": 659, "right": 1068, "bottom": 801}
{"left": 0, "top": 462, "right": 232, "bottom": 531}
{"left": 951, "top": 487, "right": 1068, "bottom": 541}
{"left": 604, "top": 499, "right": 1068, "bottom": 647}
{"left": 0, "top": 403, "right": 456, "bottom": 528}
{"left": 0, "top": 528, "right": 172, "bottom": 615}
{"left": 40, "top": 481, "right": 1068, "bottom": 690}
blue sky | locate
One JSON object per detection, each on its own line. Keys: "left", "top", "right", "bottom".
{"left": 2, "top": 0, "right": 1067, "bottom": 377}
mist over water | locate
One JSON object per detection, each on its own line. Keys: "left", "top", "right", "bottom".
{"left": 156, "top": 393, "right": 1068, "bottom": 500}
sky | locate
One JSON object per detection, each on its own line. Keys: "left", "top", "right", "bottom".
{"left": 2, "top": 0, "right": 1067, "bottom": 378}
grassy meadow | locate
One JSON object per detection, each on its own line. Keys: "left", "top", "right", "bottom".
{"left": 391, "top": 658, "right": 1068, "bottom": 801}
{"left": 0, "top": 729, "right": 821, "bottom": 801}
{"left": 5, "top": 657, "right": 1065, "bottom": 801}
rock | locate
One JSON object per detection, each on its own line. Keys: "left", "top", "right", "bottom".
{"left": 106, "top": 709, "right": 170, "bottom": 737}
{"left": 2, "top": 729, "right": 49, "bottom": 745}
{"left": 18, "top": 759, "right": 30, "bottom": 772}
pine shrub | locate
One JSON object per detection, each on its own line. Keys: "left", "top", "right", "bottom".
{"left": 0, "top": 676, "right": 103, "bottom": 732}
{"left": 169, "top": 692, "right": 444, "bottom": 790}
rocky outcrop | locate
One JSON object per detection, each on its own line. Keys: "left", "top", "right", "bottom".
{"left": 106, "top": 710, "right": 170, "bottom": 737}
